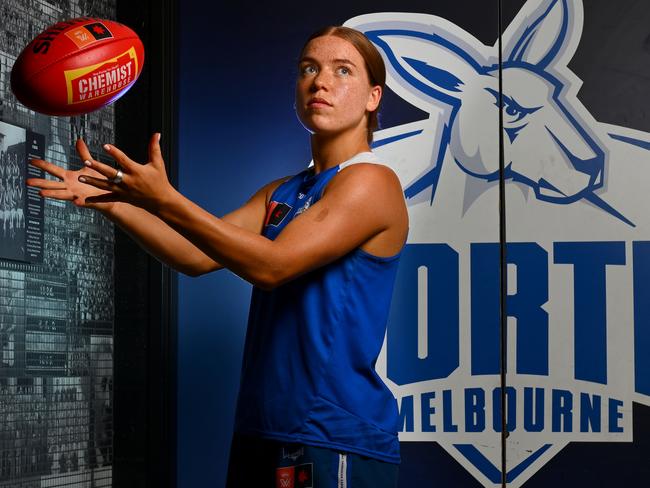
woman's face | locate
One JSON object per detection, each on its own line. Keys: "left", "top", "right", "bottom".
{"left": 295, "top": 35, "right": 381, "bottom": 138}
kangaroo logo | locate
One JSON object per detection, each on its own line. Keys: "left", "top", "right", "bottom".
{"left": 347, "top": 0, "right": 650, "bottom": 486}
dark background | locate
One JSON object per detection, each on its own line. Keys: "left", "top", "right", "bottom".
{"left": 113, "top": 0, "right": 177, "bottom": 486}
{"left": 174, "top": 2, "right": 502, "bottom": 487}
{"left": 175, "top": 0, "right": 650, "bottom": 487}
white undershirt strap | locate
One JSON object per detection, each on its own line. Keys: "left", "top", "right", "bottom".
{"left": 339, "top": 151, "right": 380, "bottom": 170}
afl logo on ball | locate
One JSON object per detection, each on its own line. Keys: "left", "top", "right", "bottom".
{"left": 65, "top": 22, "right": 113, "bottom": 48}
{"left": 83, "top": 22, "right": 113, "bottom": 40}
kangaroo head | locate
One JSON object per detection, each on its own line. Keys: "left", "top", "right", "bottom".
{"left": 346, "top": 0, "right": 606, "bottom": 203}
{"left": 499, "top": 0, "right": 605, "bottom": 202}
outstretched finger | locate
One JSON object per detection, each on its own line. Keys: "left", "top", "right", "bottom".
{"left": 82, "top": 158, "right": 124, "bottom": 180}
{"left": 29, "top": 159, "right": 66, "bottom": 180}
{"left": 75, "top": 138, "right": 93, "bottom": 162}
{"left": 78, "top": 174, "right": 121, "bottom": 191}
{"left": 26, "top": 178, "right": 66, "bottom": 190}
{"left": 148, "top": 133, "right": 164, "bottom": 167}
{"left": 103, "top": 143, "right": 137, "bottom": 171}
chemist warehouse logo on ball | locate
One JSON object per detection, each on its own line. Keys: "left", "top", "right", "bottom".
{"left": 64, "top": 47, "right": 138, "bottom": 105}
{"left": 347, "top": 0, "right": 650, "bottom": 486}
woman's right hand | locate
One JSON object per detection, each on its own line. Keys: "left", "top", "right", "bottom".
{"left": 27, "top": 138, "right": 116, "bottom": 212}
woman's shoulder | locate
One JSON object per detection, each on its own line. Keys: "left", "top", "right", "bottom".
{"left": 337, "top": 158, "right": 400, "bottom": 185}
{"left": 326, "top": 160, "right": 403, "bottom": 202}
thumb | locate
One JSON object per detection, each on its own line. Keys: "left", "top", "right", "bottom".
{"left": 148, "top": 132, "right": 164, "bottom": 167}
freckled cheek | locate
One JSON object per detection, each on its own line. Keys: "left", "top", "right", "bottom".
{"left": 337, "top": 86, "right": 370, "bottom": 117}
{"left": 337, "top": 85, "right": 367, "bottom": 108}
{"left": 335, "top": 84, "right": 354, "bottom": 102}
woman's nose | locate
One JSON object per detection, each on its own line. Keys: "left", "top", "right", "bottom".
{"left": 311, "top": 70, "right": 330, "bottom": 90}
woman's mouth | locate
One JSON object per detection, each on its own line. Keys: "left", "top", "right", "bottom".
{"left": 308, "top": 97, "right": 331, "bottom": 108}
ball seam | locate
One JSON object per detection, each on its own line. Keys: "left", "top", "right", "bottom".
{"left": 23, "top": 35, "right": 141, "bottom": 81}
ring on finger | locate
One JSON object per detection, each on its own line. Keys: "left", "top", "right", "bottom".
{"left": 111, "top": 169, "right": 124, "bottom": 184}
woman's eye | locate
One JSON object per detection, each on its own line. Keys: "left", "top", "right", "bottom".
{"left": 302, "top": 65, "right": 317, "bottom": 75}
{"left": 337, "top": 66, "right": 350, "bottom": 75}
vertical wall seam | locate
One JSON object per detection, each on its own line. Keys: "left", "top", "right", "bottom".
{"left": 498, "top": 0, "right": 509, "bottom": 486}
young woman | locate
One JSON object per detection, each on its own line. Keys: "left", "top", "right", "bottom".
{"left": 27, "top": 26, "right": 408, "bottom": 487}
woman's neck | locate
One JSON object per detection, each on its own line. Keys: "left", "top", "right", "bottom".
{"left": 310, "top": 126, "right": 371, "bottom": 174}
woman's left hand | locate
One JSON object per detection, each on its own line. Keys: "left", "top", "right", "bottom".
{"left": 79, "top": 133, "right": 177, "bottom": 213}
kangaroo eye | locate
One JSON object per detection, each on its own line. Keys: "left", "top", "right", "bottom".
{"left": 505, "top": 104, "right": 520, "bottom": 117}
{"left": 485, "top": 88, "right": 542, "bottom": 124}
{"left": 501, "top": 98, "right": 535, "bottom": 123}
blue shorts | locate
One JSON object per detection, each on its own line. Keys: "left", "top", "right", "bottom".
{"left": 226, "top": 434, "right": 399, "bottom": 488}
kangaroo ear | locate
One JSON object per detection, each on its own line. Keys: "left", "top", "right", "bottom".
{"left": 373, "top": 30, "right": 486, "bottom": 109}
{"left": 504, "top": 0, "right": 579, "bottom": 68}
{"left": 345, "top": 14, "right": 490, "bottom": 110}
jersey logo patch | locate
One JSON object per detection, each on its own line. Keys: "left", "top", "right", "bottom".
{"left": 265, "top": 201, "right": 292, "bottom": 227}
{"left": 276, "top": 463, "right": 313, "bottom": 488}
{"left": 276, "top": 466, "right": 294, "bottom": 488}
{"left": 295, "top": 463, "right": 313, "bottom": 488}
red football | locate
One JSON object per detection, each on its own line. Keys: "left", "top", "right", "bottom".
{"left": 10, "top": 17, "right": 144, "bottom": 116}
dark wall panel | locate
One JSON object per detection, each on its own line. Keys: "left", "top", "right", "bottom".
{"left": 176, "top": 1, "right": 499, "bottom": 487}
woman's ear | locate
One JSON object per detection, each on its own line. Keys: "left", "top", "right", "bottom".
{"left": 366, "top": 85, "right": 382, "bottom": 112}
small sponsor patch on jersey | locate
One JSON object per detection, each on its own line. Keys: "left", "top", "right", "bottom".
{"left": 295, "top": 463, "right": 313, "bottom": 488}
{"left": 276, "top": 466, "right": 294, "bottom": 488}
{"left": 265, "top": 201, "right": 292, "bottom": 227}
{"left": 276, "top": 463, "right": 313, "bottom": 488}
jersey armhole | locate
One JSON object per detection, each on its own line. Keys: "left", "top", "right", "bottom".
{"left": 265, "top": 173, "right": 301, "bottom": 206}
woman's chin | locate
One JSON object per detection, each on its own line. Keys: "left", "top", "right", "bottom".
{"left": 308, "top": 123, "right": 361, "bottom": 140}
{"left": 297, "top": 116, "right": 332, "bottom": 133}
{"left": 297, "top": 114, "right": 365, "bottom": 140}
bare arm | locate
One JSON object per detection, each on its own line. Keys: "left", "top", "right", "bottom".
{"left": 100, "top": 176, "right": 286, "bottom": 276}
{"left": 27, "top": 137, "right": 286, "bottom": 277}
{"left": 151, "top": 163, "right": 408, "bottom": 289}
{"left": 74, "top": 137, "right": 408, "bottom": 289}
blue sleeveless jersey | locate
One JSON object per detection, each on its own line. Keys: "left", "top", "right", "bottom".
{"left": 233, "top": 153, "right": 402, "bottom": 464}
